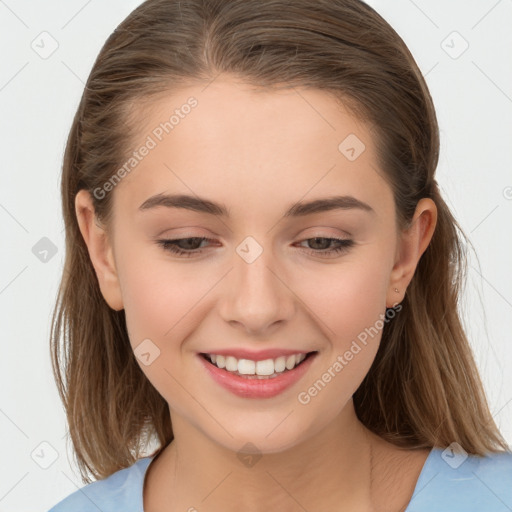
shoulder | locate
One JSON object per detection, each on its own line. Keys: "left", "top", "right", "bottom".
{"left": 47, "top": 456, "right": 153, "bottom": 512}
{"left": 408, "top": 447, "right": 512, "bottom": 512}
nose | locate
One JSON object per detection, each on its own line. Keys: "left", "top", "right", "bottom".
{"left": 219, "top": 242, "right": 296, "bottom": 336}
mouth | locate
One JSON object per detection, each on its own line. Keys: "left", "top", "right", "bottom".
{"left": 199, "top": 351, "right": 317, "bottom": 379}
{"left": 199, "top": 350, "right": 318, "bottom": 398}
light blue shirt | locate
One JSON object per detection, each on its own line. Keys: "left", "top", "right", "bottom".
{"left": 48, "top": 447, "right": 512, "bottom": 511}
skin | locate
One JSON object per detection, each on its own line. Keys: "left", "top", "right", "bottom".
{"left": 76, "top": 76, "right": 437, "bottom": 512}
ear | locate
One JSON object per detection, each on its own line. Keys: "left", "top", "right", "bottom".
{"left": 386, "top": 198, "right": 437, "bottom": 308}
{"left": 75, "top": 189, "right": 124, "bottom": 311}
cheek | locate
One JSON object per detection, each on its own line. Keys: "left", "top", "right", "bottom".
{"left": 117, "top": 255, "right": 208, "bottom": 410}
{"left": 291, "top": 250, "right": 392, "bottom": 406}
{"left": 294, "top": 253, "right": 391, "bottom": 346}
{"left": 120, "top": 259, "right": 202, "bottom": 348}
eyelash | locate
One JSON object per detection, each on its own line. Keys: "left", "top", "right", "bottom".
{"left": 156, "top": 236, "right": 354, "bottom": 258}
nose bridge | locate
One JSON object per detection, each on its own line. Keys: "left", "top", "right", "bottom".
{"left": 220, "top": 235, "right": 294, "bottom": 333}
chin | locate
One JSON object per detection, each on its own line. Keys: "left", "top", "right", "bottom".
{"left": 202, "top": 413, "right": 317, "bottom": 456}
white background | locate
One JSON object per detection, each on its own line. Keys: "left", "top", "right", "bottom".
{"left": 0, "top": 1, "right": 511, "bottom": 510}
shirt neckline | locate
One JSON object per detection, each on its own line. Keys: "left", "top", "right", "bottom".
{"left": 137, "top": 446, "right": 439, "bottom": 511}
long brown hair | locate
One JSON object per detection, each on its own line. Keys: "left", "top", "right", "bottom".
{"left": 50, "top": 0, "right": 509, "bottom": 483}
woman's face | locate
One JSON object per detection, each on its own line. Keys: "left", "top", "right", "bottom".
{"left": 82, "top": 77, "right": 422, "bottom": 453}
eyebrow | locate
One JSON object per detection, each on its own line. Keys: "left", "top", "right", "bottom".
{"left": 138, "top": 193, "right": 375, "bottom": 217}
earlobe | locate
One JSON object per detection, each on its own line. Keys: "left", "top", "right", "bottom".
{"left": 386, "top": 198, "right": 437, "bottom": 308}
{"left": 75, "top": 189, "right": 124, "bottom": 311}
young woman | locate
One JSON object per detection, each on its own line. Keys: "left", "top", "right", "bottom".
{"left": 48, "top": 0, "right": 512, "bottom": 511}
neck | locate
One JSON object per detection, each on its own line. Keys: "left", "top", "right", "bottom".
{"left": 146, "top": 401, "right": 383, "bottom": 512}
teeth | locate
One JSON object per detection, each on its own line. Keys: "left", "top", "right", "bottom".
{"left": 225, "top": 356, "right": 238, "bottom": 372}
{"left": 238, "top": 359, "right": 256, "bottom": 375}
{"left": 206, "top": 352, "right": 309, "bottom": 376}
{"left": 285, "top": 355, "right": 296, "bottom": 370}
{"left": 274, "top": 356, "right": 286, "bottom": 373}
{"left": 255, "top": 359, "right": 274, "bottom": 376}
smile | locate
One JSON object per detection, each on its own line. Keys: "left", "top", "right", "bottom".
{"left": 198, "top": 351, "right": 318, "bottom": 398}
{"left": 202, "top": 352, "right": 309, "bottom": 377}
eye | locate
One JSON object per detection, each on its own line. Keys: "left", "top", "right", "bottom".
{"left": 156, "top": 236, "right": 354, "bottom": 259}
{"left": 295, "top": 237, "right": 354, "bottom": 258}
{"left": 156, "top": 237, "right": 215, "bottom": 257}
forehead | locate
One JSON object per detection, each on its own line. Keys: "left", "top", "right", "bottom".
{"left": 112, "top": 77, "right": 393, "bottom": 222}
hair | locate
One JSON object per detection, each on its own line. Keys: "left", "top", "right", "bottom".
{"left": 50, "top": 0, "right": 510, "bottom": 484}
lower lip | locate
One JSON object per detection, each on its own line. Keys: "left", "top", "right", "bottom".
{"left": 198, "top": 353, "right": 317, "bottom": 399}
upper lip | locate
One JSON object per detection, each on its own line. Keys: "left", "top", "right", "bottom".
{"left": 199, "top": 349, "right": 315, "bottom": 362}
